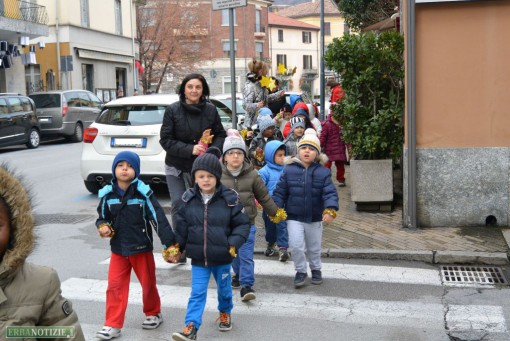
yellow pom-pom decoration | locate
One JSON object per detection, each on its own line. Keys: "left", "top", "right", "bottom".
{"left": 240, "top": 129, "right": 248, "bottom": 140}
{"left": 322, "top": 208, "right": 337, "bottom": 219}
{"left": 98, "top": 223, "right": 115, "bottom": 238}
{"left": 229, "top": 245, "right": 237, "bottom": 258}
{"left": 162, "top": 244, "right": 180, "bottom": 259}
{"left": 270, "top": 208, "right": 287, "bottom": 223}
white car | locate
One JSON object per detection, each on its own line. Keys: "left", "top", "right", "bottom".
{"left": 80, "top": 94, "right": 234, "bottom": 194}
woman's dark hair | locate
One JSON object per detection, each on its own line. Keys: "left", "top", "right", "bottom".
{"left": 178, "top": 73, "right": 210, "bottom": 102}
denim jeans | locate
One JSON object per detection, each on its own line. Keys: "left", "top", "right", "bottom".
{"left": 165, "top": 172, "right": 188, "bottom": 228}
{"left": 231, "top": 225, "right": 256, "bottom": 287}
{"left": 262, "top": 211, "right": 289, "bottom": 248}
{"left": 185, "top": 264, "right": 233, "bottom": 330}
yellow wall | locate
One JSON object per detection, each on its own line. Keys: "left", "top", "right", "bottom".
{"left": 297, "top": 16, "right": 345, "bottom": 45}
{"left": 415, "top": 1, "right": 510, "bottom": 147}
{"left": 26, "top": 42, "right": 71, "bottom": 88}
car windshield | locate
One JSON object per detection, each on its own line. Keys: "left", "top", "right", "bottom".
{"left": 30, "top": 94, "right": 61, "bottom": 108}
{"left": 220, "top": 99, "right": 245, "bottom": 114}
{"left": 96, "top": 105, "right": 166, "bottom": 126}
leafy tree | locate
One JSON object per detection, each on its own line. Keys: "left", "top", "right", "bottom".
{"left": 325, "top": 31, "right": 404, "bottom": 161}
{"left": 333, "top": 0, "right": 398, "bottom": 31}
{"left": 136, "top": 0, "right": 210, "bottom": 94}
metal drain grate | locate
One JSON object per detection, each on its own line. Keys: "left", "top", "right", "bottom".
{"left": 440, "top": 265, "right": 508, "bottom": 285}
{"left": 34, "top": 214, "right": 95, "bottom": 226}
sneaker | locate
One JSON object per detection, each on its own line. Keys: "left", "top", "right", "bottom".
{"left": 294, "top": 272, "right": 308, "bottom": 288}
{"left": 338, "top": 182, "right": 346, "bottom": 187}
{"left": 178, "top": 250, "right": 187, "bottom": 264}
{"left": 96, "top": 326, "right": 121, "bottom": 340}
{"left": 264, "top": 242, "right": 277, "bottom": 257}
{"left": 240, "top": 286, "right": 256, "bottom": 302}
{"left": 278, "top": 248, "right": 289, "bottom": 262}
{"left": 311, "top": 270, "right": 323, "bottom": 285}
{"left": 172, "top": 322, "right": 197, "bottom": 341}
{"left": 142, "top": 313, "right": 162, "bottom": 329}
{"left": 231, "top": 274, "right": 241, "bottom": 289}
{"left": 217, "top": 311, "right": 232, "bottom": 331}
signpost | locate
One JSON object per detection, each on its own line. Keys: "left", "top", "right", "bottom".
{"left": 212, "top": 0, "right": 247, "bottom": 129}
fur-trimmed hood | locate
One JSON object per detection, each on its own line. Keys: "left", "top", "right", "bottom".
{"left": 0, "top": 164, "right": 35, "bottom": 282}
{"left": 284, "top": 153, "right": 328, "bottom": 166}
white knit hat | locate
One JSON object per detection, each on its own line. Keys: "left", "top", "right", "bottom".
{"left": 223, "top": 129, "right": 247, "bottom": 157}
{"left": 297, "top": 128, "right": 321, "bottom": 154}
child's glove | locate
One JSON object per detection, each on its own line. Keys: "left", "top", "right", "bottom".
{"left": 97, "top": 223, "right": 115, "bottom": 238}
{"left": 322, "top": 208, "right": 337, "bottom": 224}
{"left": 229, "top": 246, "right": 237, "bottom": 258}
{"left": 162, "top": 244, "right": 181, "bottom": 263}
{"left": 269, "top": 208, "right": 287, "bottom": 223}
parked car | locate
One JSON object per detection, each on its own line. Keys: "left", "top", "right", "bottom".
{"left": 211, "top": 93, "right": 245, "bottom": 129}
{"left": 0, "top": 93, "right": 41, "bottom": 149}
{"left": 80, "top": 94, "right": 235, "bottom": 193}
{"left": 29, "top": 90, "right": 103, "bottom": 142}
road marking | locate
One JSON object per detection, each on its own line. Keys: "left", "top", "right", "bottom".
{"left": 100, "top": 255, "right": 442, "bottom": 286}
{"left": 61, "top": 277, "right": 507, "bottom": 332}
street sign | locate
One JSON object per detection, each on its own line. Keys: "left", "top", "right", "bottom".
{"left": 212, "top": 0, "right": 247, "bottom": 11}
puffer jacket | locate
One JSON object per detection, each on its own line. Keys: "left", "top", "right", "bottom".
{"left": 160, "top": 99, "right": 227, "bottom": 173}
{"left": 221, "top": 160, "right": 279, "bottom": 224}
{"left": 273, "top": 157, "right": 339, "bottom": 223}
{"left": 242, "top": 72, "right": 284, "bottom": 128}
{"left": 173, "top": 184, "right": 250, "bottom": 267}
{"left": 258, "top": 140, "right": 286, "bottom": 195}
{"left": 0, "top": 165, "right": 85, "bottom": 340}
{"left": 97, "top": 179, "right": 175, "bottom": 256}
{"left": 320, "top": 115, "right": 346, "bottom": 162}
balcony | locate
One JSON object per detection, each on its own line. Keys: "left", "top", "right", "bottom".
{"left": 1, "top": 0, "right": 49, "bottom": 25}
{"left": 254, "top": 25, "right": 266, "bottom": 38}
{"left": 0, "top": 0, "right": 49, "bottom": 41}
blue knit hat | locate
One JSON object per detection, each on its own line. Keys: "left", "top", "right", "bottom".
{"left": 258, "top": 107, "right": 272, "bottom": 117}
{"left": 112, "top": 151, "right": 140, "bottom": 179}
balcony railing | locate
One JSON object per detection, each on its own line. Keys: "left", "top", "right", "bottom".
{"left": 254, "top": 25, "right": 266, "bottom": 34}
{"left": 1, "top": 0, "right": 49, "bottom": 25}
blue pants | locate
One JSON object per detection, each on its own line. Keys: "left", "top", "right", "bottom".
{"left": 185, "top": 264, "right": 233, "bottom": 330}
{"left": 262, "top": 211, "right": 289, "bottom": 248}
{"left": 231, "top": 225, "right": 256, "bottom": 287}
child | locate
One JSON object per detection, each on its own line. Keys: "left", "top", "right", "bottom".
{"left": 283, "top": 116, "right": 306, "bottom": 157}
{"left": 258, "top": 140, "right": 290, "bottom": 262}
{"left": 222, "top": 130, "right": 286, "bottom": 301}
{"left": 279, "top": 103, "right": 293, "bottom": 132}
{"left": 96, "top": 151, "right": 176, "bottom": 340}
{"left": 0, "top": 164, "right": 85, "bottom": 340}
{"left": 320, "top": 114, "right": 347, "bottom": 187}
{"left": 171, "top": 147, "right": 250, "bottom": 341}
{"left": 248, "top": 115, "right": 282, "bottom": 170}
{"left": 273, "top": 129, "right": 339, "bottom": 288}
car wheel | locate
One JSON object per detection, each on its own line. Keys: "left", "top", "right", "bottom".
{"left": 68, "top": 123, "right": 83, "bottom": 143}
{"left": 84, "top": 180, "right": 101, "bottom": 194}
{"left": 26, "top": 128, "right": 41, "bottom": 149}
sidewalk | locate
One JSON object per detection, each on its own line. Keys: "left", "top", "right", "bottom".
{"left": 254, "top": 165, "right": 510, "bottom": 265}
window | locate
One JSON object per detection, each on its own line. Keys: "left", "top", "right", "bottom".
{"left": 303, "top": 55, "right": 312, "bottom": 69}
{"left": 302, "top": 31, "right": 312, "bottom": 44}
{"left": 115, "top": 0, "right": 122, "bottom": 35}
{"left": 276, "top": 54, "right": 287, "bottom": 68}
{"left": 255, "top": 42, "right": 263, "bottom": 59}
{"left": 80, "top": 0, "right": 89, "bottom": 28}
{"left": 82, "top": 64, "right": 94, "bottom": 92}
{"left": 221, "top": 9, "right": 236, "bottom": 26}
{"left": 223, "top": 41, "right": 237, "bottom": 58}
{"left": 222, "top": 76, "right": 240, "bottom": 93}
{"left": 255, "top": 9, "right": 261, "bottom": 32}
{"left": 278, "top": 29, "right": 284, "bottom": 42}
{"left": 324, "top": 22, "right": 331, "bottom": 36}
{"left": 0, "top": 99, "right": 8, "bottom": 115}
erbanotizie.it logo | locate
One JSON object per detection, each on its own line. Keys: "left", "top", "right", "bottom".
{"left": 6, "top": 326, "right": 75, "bottom": 339}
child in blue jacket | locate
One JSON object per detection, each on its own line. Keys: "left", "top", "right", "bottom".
{"left": 273, "top": 129, "right": 339, "bottom": 288}
{"left": 258, "top": 140, "right": 289, "bottom": 262}
{"left": 170, "top": 147, "right": 250, "bottom": 341}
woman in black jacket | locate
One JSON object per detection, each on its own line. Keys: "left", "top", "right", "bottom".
{"left": 160, "top": 73, "right": 227, "bottom": 263}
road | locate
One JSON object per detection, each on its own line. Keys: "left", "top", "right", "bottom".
{"left": 2, "top": 141, "right": 510, "bottom": 341}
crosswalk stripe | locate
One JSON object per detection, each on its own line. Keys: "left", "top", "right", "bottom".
{"left": 100, "top": 255, "right": 442, "bottom": 286}
{"left": 61, "top": 277, "right": 507, "bottom": 332}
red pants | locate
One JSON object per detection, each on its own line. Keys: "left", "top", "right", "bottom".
{"left": 105, "top": 252, "right": 161, "bottom": 328}
{"left": 325, "top": 160, "right": 345, "bottom": 182}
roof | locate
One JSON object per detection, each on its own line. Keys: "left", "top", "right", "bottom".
{"left": 268, "top": 13, "right": 320, "bottom": 30}
{"left": 275, "top": 1, "right": 341, "bottom": 18}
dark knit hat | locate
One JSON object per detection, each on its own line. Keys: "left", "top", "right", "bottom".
{"left": 112, "top": 151, "right": 140, "bottom": 179}
{"left": 191, "top": 146, "right": 222, "bottom": 182}
{"left": 290, "top": 116, "right": 306, "bottom": 131}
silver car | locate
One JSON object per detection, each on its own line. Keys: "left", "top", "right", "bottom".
{"left": 29, "top": 90, "right": 103, "bottom": 142}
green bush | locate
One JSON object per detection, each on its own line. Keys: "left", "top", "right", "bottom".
{"left": 325, "top": 31, "right": 404, "bottom": 161}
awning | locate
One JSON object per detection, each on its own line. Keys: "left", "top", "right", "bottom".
{"left": 75, "top": 48, "right": 133, "bottom": 64}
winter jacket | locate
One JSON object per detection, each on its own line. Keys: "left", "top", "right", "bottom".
{"left": 97, "top": 179, "right": 175, "bottom": 256}
{"left": 0, "top": 166, "right": 85, "bottom": 340}
{"left": 248, "top": 131, "right": 282, "bottom": 170}
{"left": 242, "top": 72, "right": 284, "bottom": 128}
{"left": 160, "top": 99, "right": 227, "bottom": 173}
{"left": 330, "top": 85, "right": 345, "bottom": 104}
{"left": 258, "top": 140, "right": 286, "bottom": 196}
{"left": 283, "top": 103, "right": 315, "bottom": 138}
{"left": 283, "top": 132, "right": 302, "bottom": 157}
{"left": 173, "top": 184, "right": 250, "bottom": 267}
{"left": 273, "top": 157, "right": 339, "bottom": 223}
{"left": 221, "top": 160, "right": 279, "bottom": 224}
{"left": 320, "top": 115, "right": 346, "bottom": 162}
